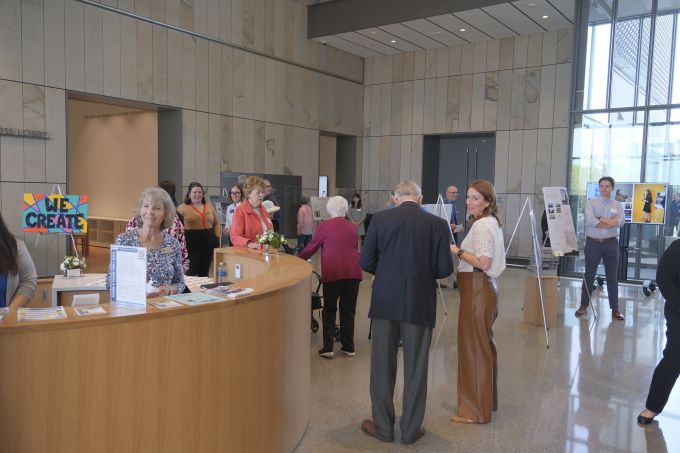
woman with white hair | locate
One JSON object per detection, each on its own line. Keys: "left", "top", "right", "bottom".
{"left": 107, "top": 187, "right": 185, "bottom": 297}
{"left": 299, "top": 196, "right": 363, "bottom": 359}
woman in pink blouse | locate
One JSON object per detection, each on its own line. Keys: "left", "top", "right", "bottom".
{"left": 297, "top": 195, "right": 314, "bottom": 254}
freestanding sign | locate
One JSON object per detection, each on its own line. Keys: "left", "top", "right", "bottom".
{"left": 22, "top": 193, "right": 89, "bottom": 233}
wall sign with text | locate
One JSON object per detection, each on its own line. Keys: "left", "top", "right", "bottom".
{"left": 0, "top": 127, "right": 49, "bottom": 140}
{"left": 22, "top": 193, "right": 89, "bottom": 233}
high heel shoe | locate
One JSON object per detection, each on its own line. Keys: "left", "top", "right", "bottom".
{"left": 637, "top": 411, "right": 657, "bottom": 425}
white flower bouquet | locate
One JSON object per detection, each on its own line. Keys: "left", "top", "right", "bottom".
{"left": 256, "top": 230, "right": 287, "bottom": 249}
{"left": 60, "top": 255, "right": 86, "bottom": 276}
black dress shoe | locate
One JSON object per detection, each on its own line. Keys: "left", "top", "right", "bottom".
{"left": 637, "top": 412, "right": 657, "bottom": 425}
{"left": 402, "top": 427, "right": 425, "bottom": 445}
{"left": 361, "top": 419, "right": 394, "bottom": 442}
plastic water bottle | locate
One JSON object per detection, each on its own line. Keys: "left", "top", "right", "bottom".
{"left": 217, "top": 262, "right": 226, "bottom": 283}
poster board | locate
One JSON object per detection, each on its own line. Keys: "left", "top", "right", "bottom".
{"left": 423, "top": 203, "right": 452, "bottom": 224}
{"left": 586, "top": 182, "right": 668, "bottom": 224}
{"left": 310, "top": 197, "right": 330, "bottom": 220}
{"left": 22, "top": 193, "right": 89, "bottom": 233}
{"left": 542, "top": 187, "right": 578, "bottom": 255}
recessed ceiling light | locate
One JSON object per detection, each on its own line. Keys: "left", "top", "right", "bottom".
{"left": 430, "top": 30, "right": 441, "bottom": 35}
{"left": 390, "top": 40, "right": 397, "bottom": 43}
{"left": 459, "top": 28, "right": 466, "bottom": 32}
{"left": 370, "top": 31, "right": 377, "bottom": 35}
{"left": 542, "top": 15, "right": 549, "bottom": 19}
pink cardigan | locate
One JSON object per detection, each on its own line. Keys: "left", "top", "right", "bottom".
{"left": 230, "top": 201, "right": 273, "bottom": 247}
{"left": 298, "top": 217, "right": 362, "bottom": 283}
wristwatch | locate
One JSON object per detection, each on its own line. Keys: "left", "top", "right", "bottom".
{"left": 457, "top": 249, "right": 465, "bottom": 259}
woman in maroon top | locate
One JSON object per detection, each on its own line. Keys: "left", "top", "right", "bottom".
{"left": 299, "top": 196, "right": 363, "bottom": 359}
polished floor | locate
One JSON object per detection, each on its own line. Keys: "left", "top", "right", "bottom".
{"left": 295, "top": 269, "right": 679, "bottom": 453}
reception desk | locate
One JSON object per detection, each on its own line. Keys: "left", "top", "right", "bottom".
{"left": 0, "top": 248, "right": 312, "bottom": 453}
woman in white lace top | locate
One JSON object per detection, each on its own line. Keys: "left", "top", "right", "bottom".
{"left": 449, "top": 180, "right": 506, "bottom": 424}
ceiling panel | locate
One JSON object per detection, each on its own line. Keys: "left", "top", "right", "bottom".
{"left": 379, "top": 23, "right": 445, "bottom": 49}
{"left": 402, "top": 18, "right": 469, "bottom": 47}
{"left": 336, "top": 31, "right": 402, "bottom": 55}
{"left": 548, "top": 0, "right": 575, "bottom": 21}
{"left": 454, "top": 9, "right": 517, "bottom": 39}
{"left": 358, "top": 27, "right": 422, "bottom": 52}
{"left": 429, "top": 14, "right": 490, "bottom": 42}
{"left": 481, "top": 3, "right": 546, "bottom": 35}
{"left": 314, "top": 36, "right": 383, "bottom": 58}
{"left": 512, "top": 0, "right": 573, "bottom": 30}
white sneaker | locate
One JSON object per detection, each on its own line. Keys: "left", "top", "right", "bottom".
{"left": 318, "top": 348, "right": 334, "bottom": 359}
{"left": 340, "top": 348, "right": 356, "bottom": 357}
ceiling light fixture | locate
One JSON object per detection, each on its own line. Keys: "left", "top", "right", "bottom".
{"left": 459, "top": 28, "right": 466, "bottom": 32}
{"left": 390, "top": 40, "right": 397, "bottom": 43}
{"left": 542, "top": 15, "right": 549, "bottom": 19}
{"left": 370, "top": 31, "right": 377, "bottom": 35}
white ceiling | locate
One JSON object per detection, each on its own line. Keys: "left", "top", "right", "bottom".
{"left": 313, "top": 0, "right": 575, "bottom": 58}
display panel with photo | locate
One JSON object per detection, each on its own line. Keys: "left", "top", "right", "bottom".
{"left": 586, "top": 182, "right": 668, "bottom": 225}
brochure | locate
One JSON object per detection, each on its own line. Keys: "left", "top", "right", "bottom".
{"left": 201, "top": 285, "right": 253, "bottom": 298}
{"left": 164, "top": 292, "right": 226, "bottom": 306}
{"left": 73, "top": 305, "right": 107, "bottom": 316}
{"left": 17, "top": 306, "right": 68, "bottom": 321}
{"left": 152, "top": 301, "right": 183, "bottom": 309}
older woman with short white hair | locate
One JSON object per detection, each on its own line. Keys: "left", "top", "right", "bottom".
{"left": 107, "top": 187, "right": 185, "bottom": 297}
{"left": 299, "top": 196, "right": 363, "bottom": 359}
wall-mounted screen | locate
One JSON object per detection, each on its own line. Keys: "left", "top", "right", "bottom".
{"left": 586, "top": 182, "right": 668, "bottom": 225}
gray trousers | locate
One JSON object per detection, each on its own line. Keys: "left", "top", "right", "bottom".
{"left": 370, "top": 319, "right": 432, "bottom": 441}
{"left": 580, "top": 236, "right": 619, "bottom": 309}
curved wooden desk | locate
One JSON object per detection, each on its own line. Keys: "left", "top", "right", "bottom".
{"left": 0, "top": 248, "right": 312, "bottom": 453}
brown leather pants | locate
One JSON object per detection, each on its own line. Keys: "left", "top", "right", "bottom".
{"left": 456, "top": 271, "right": 499, "bottom": 423}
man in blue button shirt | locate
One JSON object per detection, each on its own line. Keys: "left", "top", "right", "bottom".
{"left": 576, "top": 176, "right": 625, "bottom": 320}
{"left": 445, "top": 186, "right": 463, "bottom": 244}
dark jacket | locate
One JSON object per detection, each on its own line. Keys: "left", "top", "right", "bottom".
{"left": 360, "top": 201, "right": 453, "bottom": 328}
{"left": 657, "top": 239, "right": 680, "bottom": 316}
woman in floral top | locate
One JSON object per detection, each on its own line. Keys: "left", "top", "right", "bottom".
{"left": 108, "top": 187, "right": 185, "bottom": 296}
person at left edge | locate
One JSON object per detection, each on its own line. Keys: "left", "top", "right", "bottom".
{"left": 107, "top": 187, "right": 185, "bottom": 297}
{"left": 177, "top": 182, "right": 221, "bottom": 277}
{"left": 359, "top": 180, "right": 453, "bottom": 445}
{"left": 0, "top": 212, "right": 37, "bottom": 309}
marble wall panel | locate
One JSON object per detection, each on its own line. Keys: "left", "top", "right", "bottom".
{"left": 403, "top": 52, "right": 415, "bottom": 81}
{"left": 361, "top": 137, "right": 371, "bottom": 189}
{"left": 496, "top": 70, "right": 512, "bottom": 131}
{"left": 45, "top": 87, "right": 66, "bottom": 183}
{"left": 401, "top": 81, "right": 413, "bottom": 134}
{"left": 483, "top": 40, "right": 499, "bottom": 73}
{"left": 84, "top": 6, "right": 104, "bottom": 95}
{"left": 136, "top": 22, "right": 153, "bottom": 102}
{"left": 179, "top": 0, "right": 194, "bottom": 32}
{"left": 471, "top": 73, "right": 486, "bottom": 131}
{"left": 449, "top": 45, "right": 461, "bottom": 75}
{"left": 207, "top": 0, "right": 220, "bottom": 38}
{"left": 195, "top": 111, "right": 209, "bottom": 184}
{"left": 152, "top": 27, "right": 169, "bottom": 105}
{"left": 510, "top": 69, "right": 526, "bottom": 130}
{"left": 253, "top": 0, "right": 265, "bottom": 52}
{"left": 499, "top": 37, "right": 514, "bottom": 70}
{"left": 538, "top": 64, "right": 556, "bottom": 129}
{"left": 242, "top": 118, "right": 255, "bottom": 172}
{"left": 379, "top": 136, "right": 390, "bottom": 189}
{"left": 272, "top": 123, "right": 285, "bottom": 174}
{"left": 550, "top": 128, "right": 569, "bottom": 187}
{"left": 263, "top": 0, "right": 274, "bottom": 54}
{"left": 23, "top": 84, "right": 46, "bottom": 182}
{"left": 103, "top": 11, "right": 122, "bottom": 98}
{"left": 494, "top": 130, "right": 509, "bottom": 193}
{"left": 294, "top": 66, "right": 307, "bottom": 127}
{"left": 232, "top": 49, "right": 245, "bottom": 117}
{"left": 483, "top": 72, "right": 498, "bottom": 131}
{"left": 208, "top": 113, "right": 221, "bottom": 187}
{"left": 535, "top": 128, "right": 553, "bottom": 193}
{"left": 282, "top": 0, "right": 294, "bottom": 61}
{"left": 368, "top": 137, "right": 379, "bottom": 190}
{"left": 460, "top": 43, "right": 474, "bottom": 74}
{"left": 182, "top": 110, "right": 196, "bottom": 186}
{"left": 44, "top": 0, "right": 65, "bottom": 88}
{"left": 554, "top": 63, "right": 571, "bottom": 127}
{"left": 473, "top": 41, "right": 487, "bottom": 74}
{"left": 64, "top": 1, "right": 85, "bottom": 91}
{"left": 195, "top": 39, "right": 210, "bottom": 111}
{"left": 392, "top": 54, "right": 404, "bottom": 83}
{"left": 436, "top": 48, "right": 449, "bottom": 78}
{"left": 503, "top": 193, "right": 520, "bottom": 254}
{"left": 231, "top": 117, "right": 244, "bottom": 172}
{"left": 458, "top": 74, "right": 473, "bottom": 132}
{"left": 364, "top": 58, "right": 373, "bottom": 85}
{"left": 414, "top": 51, "right": 426, "bottom": 80}
{"left": 410, "top": 135, "right": 422, "bottom": 185}
{"left": 363, "top": 85, "right": 372, "bottom": 135}
{"left": 283, "top": 64, "right": 295, "bottom": 124}
{"left": 527, "top": 33, "right": 543, "bottom": 67}
{"left": 520, "top": 129, "right": 537, "bottom": 193}
{"left": 507, "top": 130, "right": 524, "bottom": 193}
{"left": 220, "top": 115, "right": 232, "bottom": 171}
{"left": 380, "top": 84, "right": 392, "bottom": 135}
{"left": 135, "top": 0, "right": 150, "bottom": 17}
{"left": 391, "top": 82, "right": 403, "bottom": 135}
{"left": 274, "top": 60, "right": 285, "bottom": 124}
{"left": 424, "top": 49, "right": 437, "bottom": 78}
{"left": 208, "top": 42, "right": 222, "bottom": 114}
{"left": 446, "top": 76, "right": 460, "bottom": 132}
{"left": 0, "top": 0, "right": 22, "bottom": 81}
{"left": 411, "top": 79, "right": 424, "bottom": 134}
{"left": 21, "top": 0, "right": 45, "bottom": 85}
{"left": 384, "top": 135, "right": 399, "bottom": 189}
{"left": 524, "top": 67, "right": 541, "bottom": 129}
{"left": 513, "top": 35, "right": 528, "bottom": 69}
{"left": 400, "top": 135, "right": 411, "bottom": 180}
{"left": 381, "top": 55, "right": 393, "bottom": 84}
{"left": 542, "top": 30, "right": 558, "bottom": 65}
{"left": 120, "top": 16, "right": 138, "bottom": 101}
{"left": 263, "top": 122, "right": 275, "bottom": 173}
{"left": 231, "top": 0, "right": 243, "bottom": 46}
{"left": 307, "top": 72, "right": 320, "bottom": 130}
{"left": 422, "top": 78, "right": 436, "bottom": 133}
{"left": 220, "top": 47, "right": 234, "bottom": 115}
{"left": 0, "top": 80, "right": 24, "bottom": 181}
{"left": 557, "top": 29, "right": 573, "bottom": 63}
{"left": 434, "top": 77, "right": 448, "bottom": 133}
{"left": 370, "top": 85, "right": 381, "bottom": 136}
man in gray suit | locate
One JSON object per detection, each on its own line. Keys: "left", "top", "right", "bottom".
{"left": 359, "top": 180, "right": 453, "bottom": 445}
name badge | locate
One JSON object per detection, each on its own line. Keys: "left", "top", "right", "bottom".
{"left": 610, "top": 208, "right": 617, "bottom": 214}
{"left": 161, "top": 246, "right": 174, "bottom": 254}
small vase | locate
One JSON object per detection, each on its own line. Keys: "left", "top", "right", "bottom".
{"left": 66, "top": 268, "right": 82, "bottom": 278}
{"left": 263, "top": 244, "right": 270, "bottom": 255}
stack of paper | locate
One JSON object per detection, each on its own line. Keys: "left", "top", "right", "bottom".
{"left": 17, "top": 306, "right": 68, "bottom": 321}
{"left": 163, "top": 292, "right": 226, "bottom": 306}
{"left": 73, "top": 305, "right": 107, "bottom": 316}
{"left": 202, "top": 285, "right": 253, "bottom": 298}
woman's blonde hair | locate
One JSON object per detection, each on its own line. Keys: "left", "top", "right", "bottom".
{"left": 243, "top": 176, "right": 266, "bottom": 198}
{"left": 135, "top": 187, "right": 176, "bottom": 230}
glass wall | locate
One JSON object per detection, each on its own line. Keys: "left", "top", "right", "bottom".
{"left": 570, "top": 0, "right": 680, "bottom": 280}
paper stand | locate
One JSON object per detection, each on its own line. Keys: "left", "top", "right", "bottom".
{"left": 432, "top": 193, "right": 455, "bottom": 316}
{"left": 505, "top": 197, "right": 550, "bottom": 349}
{"left": 31, "top": 184, "right": 81, "bottom": 259}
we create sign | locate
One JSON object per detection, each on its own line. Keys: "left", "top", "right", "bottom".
{"left": 22, "top": 193, "right": 89, "bottom": 233}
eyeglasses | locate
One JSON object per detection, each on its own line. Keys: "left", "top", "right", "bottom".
{"left": 230, "top": 191, "right": 241, "bottom": 195}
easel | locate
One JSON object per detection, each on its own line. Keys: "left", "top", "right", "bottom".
{"left": 432, "top": 193, "right": 455, "bottom": 316}
{"left": 506, "top": 197, "right": 550, "bottom": 349}
{"left": 31, "top": 184, "right": 83, "bottom": 259}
